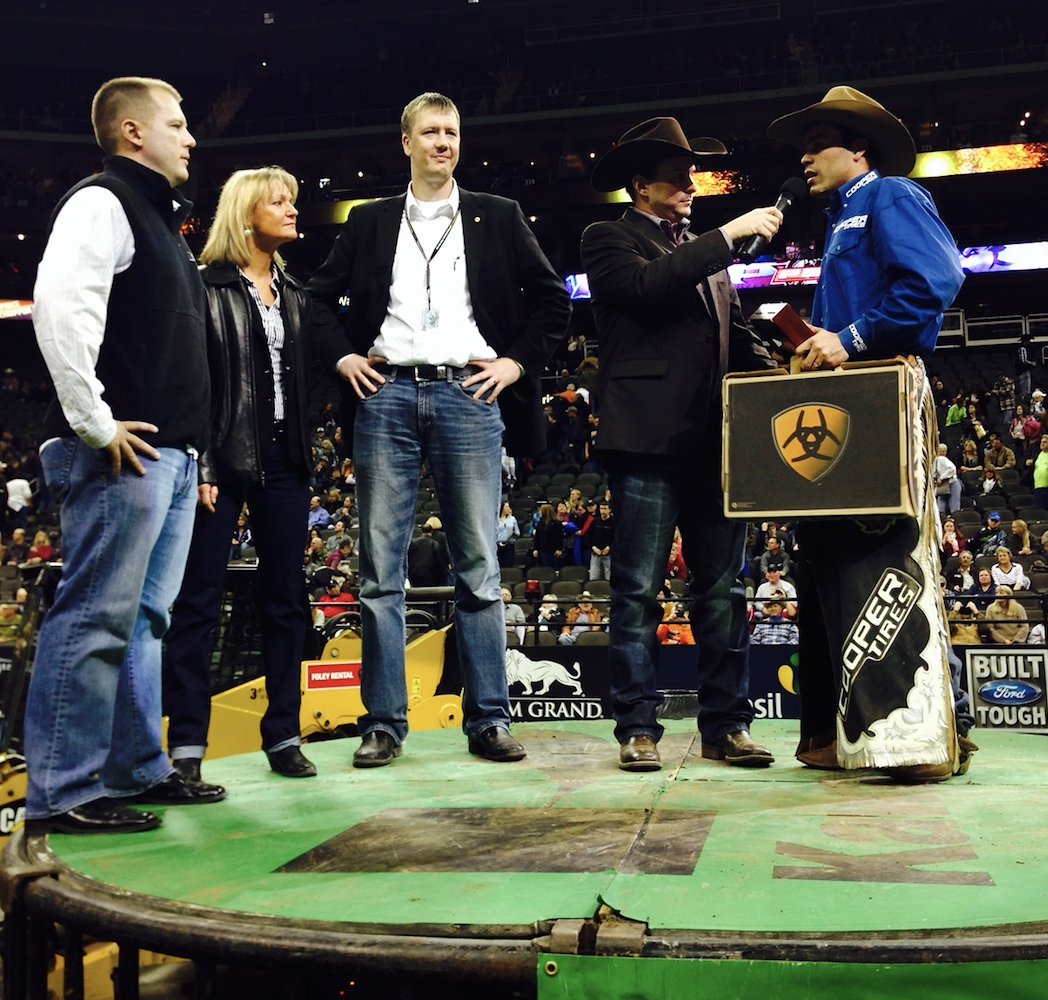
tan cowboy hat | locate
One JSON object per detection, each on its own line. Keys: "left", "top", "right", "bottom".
{"left": 591, "top": 117, "right": 727, "bottom": 192}
{"left": 767, "top": 86, "right": 916, "bottom": 177}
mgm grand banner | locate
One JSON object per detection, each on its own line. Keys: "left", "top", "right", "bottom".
{"left": 962, "top": 646, "right": 1048, "bottom": 733}
{"left": 487, "top": 644, "right": 802, "bottom": 723}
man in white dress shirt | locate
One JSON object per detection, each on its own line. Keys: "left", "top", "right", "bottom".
{"left": 308, "top": 92, "right": 570, "bottom": 766}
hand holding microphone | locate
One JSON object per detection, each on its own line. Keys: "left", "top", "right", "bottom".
{"left": 722, "top": 206, "right": 784, "bottom": 247}
{"left": 734, "top": 177, "right": 809, "bottom": 263}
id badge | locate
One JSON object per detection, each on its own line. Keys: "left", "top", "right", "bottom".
{"left": 421, "top": 308, "right": 440, "bottom": 330}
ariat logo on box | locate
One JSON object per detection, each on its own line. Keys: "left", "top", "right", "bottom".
{"left": 773, "top": 403, "right": 850, "bottom": 482}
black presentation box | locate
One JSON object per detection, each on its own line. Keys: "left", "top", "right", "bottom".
{"left": 722, "top": 360, "right": 920, "bottom": 519}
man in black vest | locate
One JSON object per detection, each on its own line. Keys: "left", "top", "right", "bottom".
{"left": 25, "top": 77, "right": 225, "bottom": 835}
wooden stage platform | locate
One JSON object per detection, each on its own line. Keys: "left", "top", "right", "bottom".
{"left": 4, "top": 720, "right": 1048, "bottom": 998}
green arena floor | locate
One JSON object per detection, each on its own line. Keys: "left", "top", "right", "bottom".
{"left": 14, "top": 720, "right": 1048, "bottom": 998}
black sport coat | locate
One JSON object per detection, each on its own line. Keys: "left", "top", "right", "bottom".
{"left": 309, "top": 189, "right": 570, "bottom": 455}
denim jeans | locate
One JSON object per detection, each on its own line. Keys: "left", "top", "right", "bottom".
{"left": 589, "top": 553, "right": 611, "bottom": 581}
{"left": 165, "top": 431, "right": 310, "bottom": 757}
{"left": 607, "top": 461, "right": 753, "bottom": 745}
{"left": 935, "top": 479, "right": 962, "bottom": 515}
{"left": 353, "top": 370, "right": 510, "bottom": 744}
{"left": 24, "top": 438, "right": 197, "bottom": 817}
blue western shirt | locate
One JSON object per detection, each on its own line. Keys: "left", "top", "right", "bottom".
{"left": 812, "top": 169, "right": 964, "bottom": 360}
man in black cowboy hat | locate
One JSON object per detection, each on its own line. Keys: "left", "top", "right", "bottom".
{"left": 767, "top": 86, "right": 970, "bottom": 780}
{"left": 580, "top": 116, "right": 784, "bottom": 772}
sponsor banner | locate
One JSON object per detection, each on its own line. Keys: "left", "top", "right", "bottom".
{"left": 0, "top": 802, "right": 25, "bottom": 836}
{"left": 506, "top": 646, "right": 607, "bottom": 721}
{"left": 304, "top": 661, "right": 361, "bottom": 691}
{"left": 505, "top": 644, "right": 801, "bottom": 722}
{"left": 964, "top": 647, "right": 1048, "bottom": 733}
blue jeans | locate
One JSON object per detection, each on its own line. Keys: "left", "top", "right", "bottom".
{"left": 165, "top": 431, "right": 310, "bottom": 757}
{"left": 607, "top": 461, "right": 753, "bottom": 745}
{"left": 24, "top": 439, "right": 197, "bottom": 818}
{"left": 353, "top": 370, "right": 509, "bottom": 744}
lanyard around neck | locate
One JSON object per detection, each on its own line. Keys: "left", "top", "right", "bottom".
{"left": 403, "top": 205, "right": 461, "bottom": 311}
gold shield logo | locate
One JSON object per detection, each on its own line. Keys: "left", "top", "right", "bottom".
{"left": 773, "top": 403, "right": 850, "bottom": 482}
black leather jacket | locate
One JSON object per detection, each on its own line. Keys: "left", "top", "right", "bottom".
{"left": 199, "top": 262, "right": 312, "bottom": 484}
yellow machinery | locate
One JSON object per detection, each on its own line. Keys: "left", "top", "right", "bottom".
{"left": 201, "top": 624, "right": 463, "bottom": 760}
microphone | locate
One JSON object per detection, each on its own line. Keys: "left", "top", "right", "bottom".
{"left": 736, "top": 177, "right": 808, "bottom": 263}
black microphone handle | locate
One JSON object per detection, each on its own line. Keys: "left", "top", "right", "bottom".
{"left": 736, "top": 191, "right": 795, "bottom": 264}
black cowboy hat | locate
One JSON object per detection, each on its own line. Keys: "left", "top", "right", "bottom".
{"left": 590, "top": 117, "right": 727, "bottom": 192}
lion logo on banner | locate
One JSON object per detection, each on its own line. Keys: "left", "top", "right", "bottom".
{"left": 773, "top": 403, "right": 850, "bottom": 482}
{"left": 505, "top": 649, "right": 584, "bottom": 696}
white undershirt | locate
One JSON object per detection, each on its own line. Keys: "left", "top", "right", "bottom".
{"left": 371, "top": 181, "right": 494, "bottom": 367}
{"left": 33, "top": 187, "right": 137, "bottom": 449}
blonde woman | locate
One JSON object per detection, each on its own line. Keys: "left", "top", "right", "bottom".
{"left": 1010, "top": 518, "right": 1033, "bottom": 557}
{"left": 958, "top": 438, "right": 982, "bottom": 474}
{"left": 166, "top": 167, "right": 319, "bottom": 781}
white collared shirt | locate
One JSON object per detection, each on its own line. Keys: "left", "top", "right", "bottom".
{"left": 372, "top": 181, "right": 494, "bottom": 366}
{"left": 33, "top": 186, "right": 137, "bottom": 449}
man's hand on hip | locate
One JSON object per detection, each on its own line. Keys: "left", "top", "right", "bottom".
{"left": 103, "top": 421, "right": 159, "bottom": 477}
{"left": 337, "top": 354, "right": 387, "bottom": 399}
{"left": 463, "top": 357, "right": 522, "bottom": 403}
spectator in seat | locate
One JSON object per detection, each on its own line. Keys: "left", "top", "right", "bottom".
{"left": 501, "top": 586, "right": 527, "bottom": 644}
{"left": 948, "top": 601, "right": 982, "bottom": 645}
{"left": 230, "top": 512, "right": 252, "bottom": 560}
{"left": 750, "top": 600, "right": 799, "bottom": 644}
{"left": 759, "top": 535, "right": 792, "bottom": 580}
{"left": 1009, "top": 519, "right": 1034, "bottom": 558}
{"left": 983, "top": 585, "right": 1029, "bottom": 644}
{"left": 325, "top": 537, "right": 354, "bottom": 570}
{"left": 307, "top": 494, "right": 331, "bottom": 530}
{"left": 4, "top": 527, "right": 28, "bottom": 565}
{"left": 536, "top": 593, "right": 565, "bottom": 633}
{"left": 23, "top": 529, "right": 54, "bottom": 566}
{"left": 966, "top": 566, "right": 998, "bottom": 610}
{"left": 991, "top": 545, "right": 1029, "bottom": 591}
{"left": 940, "top": 517, "right": 966, "bottom": 559}
{"left": 316, "top": 576, "right": 357, "bottom": 620}
{"left": 656, "top": 602, "right": 695, "bottom": 645}
{"left": 947, "top": 549, "right": 975, "bottom": 594}
{"left": 979, "top": 466, "right": 1003, "bottom": 497}
{"left": 983, "top": 432, "right": 1015, "bottom": 472}
{"left": 976, "top": 511, "right": 1007, "bottom": 556}
{"left": 754, "top": 565, "right": 798, "bottom": 619}
{"left": 958, "top": 437, "right": 983, "bottom": 475}
{"left": 558, "top": 592, "right": 603, "bottom": 644}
